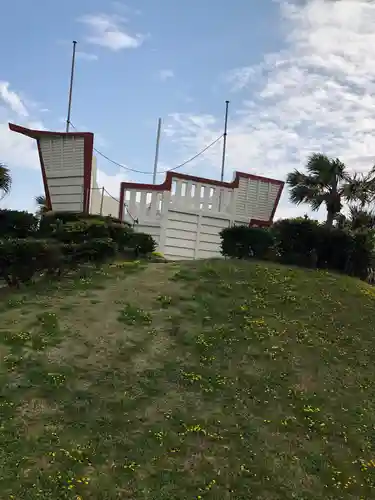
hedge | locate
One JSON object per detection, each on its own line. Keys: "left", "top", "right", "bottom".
{"left": 0, "top": 211, "right": 157, "bottom": 288}
{"left": 220, "top": 219, "right": 375, "bottom": 280}
{"left": 0, "top": 209, "right": 38, "bottom": 238}
{"left": 220, "top": 225, "right": 275, "bottom": 260}
{"left": 38, "top": 211, "right": 128, "bottom": 233}
{"left": 128, "top": 232, "right": 157, "bottom": 256}
{"left": 0, "top": 238, "right": 62, "bottom": 287}
{"left": 0, "top": 237, "right": 119, "bottom": 287}
{"left": 40, "top": 217, "right": 155, "bottom": 256}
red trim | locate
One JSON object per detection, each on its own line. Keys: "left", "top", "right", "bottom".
{"left": 9, "top": 123, "right": 94, "bottom": 213}
{"left": 120, "top": 170, "right": 284, "bottom": 194}
{"left": 249, "top": 219, "right": 272, "bottom": 228}
{"left": 9, "top": 123, "right": 90, "bottom": 139}
{"left": 83, "top": 133, "right": 94, "bottom": 212}
{"left": 36, "top": 140, "right": 52, "bottom": 210}
{"left": 119, "top": 170, "right": 284, "bottom": 222}
{"left": 270, "top": 183, "right": 284, "bottom": 221}
{"left": 118, "top": 184, "right": 125, "bottom": 220}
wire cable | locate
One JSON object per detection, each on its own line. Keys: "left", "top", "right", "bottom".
{"left": 165, "top": 135, "right": 223, "bottom": 172}
{"left": 68, "top": 120, "right": 223, "bottom": 176}
{"left": 102, "top": 187, "right": 137, "bottom": 225}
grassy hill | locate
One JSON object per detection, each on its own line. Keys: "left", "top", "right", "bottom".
{"left": 1, "top": 259, "right": 375, "bottom": 499}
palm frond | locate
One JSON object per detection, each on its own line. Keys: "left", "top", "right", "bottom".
{"left": 348, "top": 206, "right": 375, "bottom": 230}
{"left": 0, "top": 163, "right": 12, "bottom": 198}
{"left": 35, "top": 194, "right": 46, "bottom": 206}
{"left": 306, "top": 154, "right": 335, "bottom": 186}
{"left": 288, "top": 183, "right": 323, "bottom": 208}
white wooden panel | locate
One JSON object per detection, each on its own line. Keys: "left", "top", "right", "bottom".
{"left": 40, "top": 136, "right": 86, "bottom": 213}
{"left": 199, "top": 223, "right": 229, "bottom": 236}
{"left": 49, "top": 185, "right": 83, "bottom": 195}
{"left": 164, "top": 245, "right": 195, "bottom": 259}
{"left": 166, "top": 219, "right": 197, "bottom": 232}
{"left": 197, "top": 248, "right": 223, "bottom": 259}
{"left": 166, "top": 236, "right": 196, "bottom": 250}
{"left": 199, "top": 234, "right": 221, "bottom": 246}
{"left": 49, "top": 177, "right": 83, "bottom": 187}
{"left": 168, "top": 210, "right": 198, "bottom": 224}
{"left": 166, "top": 228, "right": 196, "bottom": 240}
{"left": 47, "top": 170, "right": 83, "bottom": 178}
{"left": 201, "top": 216, "right": 230, "bottom": 228}
{"left": 51, "top": 193, "right": 83, "bottom": 204}
{"left": 52, "top": 202, "right": 83, "bottom": 212}
{"left": 199, "top": 240, "right": 221, "bottom": 252}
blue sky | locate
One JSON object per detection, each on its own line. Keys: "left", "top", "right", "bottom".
{"left": 1, "top": 0, "right": 375, "bottom": 219}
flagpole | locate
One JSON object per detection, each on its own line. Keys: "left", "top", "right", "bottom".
{"left": 66, "top": 40, "right": 77, "bottom": 132}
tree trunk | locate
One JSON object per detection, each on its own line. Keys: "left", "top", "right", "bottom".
{"left": 326, "top": 210, "right": 335, "bottom": 228}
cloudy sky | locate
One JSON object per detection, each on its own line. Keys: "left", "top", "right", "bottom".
{"left": 1, "top": 0, "right": 375, "bottom": 219}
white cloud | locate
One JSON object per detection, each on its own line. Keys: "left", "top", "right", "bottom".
{"left": 0, "top": 81, "right": 29, "bottom": 117}
{"left": 158, "top": 69, "right": 174, "bottom": 81}
{"left": 96, "top": 168, "right": 128, "bottom": 197}
{"left": 0, "top": 83, "right": 42, "bottom": 172}
{"left": 76, "top": 51, "right": 98, "bottom": 61}
{"left": 79, "top": 13, "right": 145, "bottom": 51}
{"left": 165, "top": 0, "right": 375, "bottom": 220}
{"left": 0, "top": 122, "right": 39, "bottom": 170}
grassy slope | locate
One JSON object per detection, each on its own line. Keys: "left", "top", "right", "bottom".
{"left": 1, "top": 259, "right": 375, "bottom": 499}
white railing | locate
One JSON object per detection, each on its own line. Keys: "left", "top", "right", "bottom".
{"left": 122, "top": 177, "right": 236, "bottom": 224}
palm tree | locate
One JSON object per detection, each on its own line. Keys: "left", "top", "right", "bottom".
{"left": 287, "top": 154, "right": 374, "bottom": 227}
{"left": 0, "top": 163, "right": 11, "bottom": 199}
{"left": 335, "top": 206, "right": 375, "bottom": 231}
{"left": 35, "top": 194, "right": 49, "bottom": 216}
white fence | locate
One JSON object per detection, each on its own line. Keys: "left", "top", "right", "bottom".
{"left": 115, "top": 171, "right": 284, "bottom": 260}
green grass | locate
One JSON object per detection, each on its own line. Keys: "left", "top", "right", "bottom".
{"left": 1, "top": 259, "right": 375, "bottom": 499}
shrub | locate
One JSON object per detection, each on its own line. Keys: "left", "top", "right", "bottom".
{"left": 128, "top": 232, "right": 157, "bottom": 256}
{"left": 220, "top": 218, "right": 375, "bottom": 281}
{"left": 39, "top": 211, "right": 128, "bottom": 233}
{"left": 49, "top": 220, "right": 111, "bottom": 243}
{"left": 347, "top": 229, "right": 375, "bottom": 280}
{"left": 0, "top": 238, "right": 63, "bottom": 287}
{"left": 108, "top": 222, "right": 134, "bottom": 250}
{"left": 272, "top": 218, "right": 320, "bottom": 260}
{"left": 272, "top": 218, "right": 374, "bottom": 279}
{"left": 61, "top": 238, "right": 118, "bottom": 266}
{"left": 39, "top": 213, "right": 133, "bottom": 249}
{"left": 0, "top": 209, "right": 38, "bottom": 238}
{"left": 220, "top": 225, "right": 275, "bottom": 259}
{"left": 315, "top": 225, "right": 353, "bottom": 272}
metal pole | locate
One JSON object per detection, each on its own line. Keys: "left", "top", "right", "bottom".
{"left": 220, "top": 100, "right": 230, "bottom": 182}
{"left": 152, "top": 118, "right": 162, "bottom": 184}
{"left": 66, "top": 40, "right": 77, "bottom": 133}
{"left": 100, "top": 187, "right": 105, "bottom": 215}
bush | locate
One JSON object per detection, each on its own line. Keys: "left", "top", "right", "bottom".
{"left": 220, "top": 225, "right": 275, "bottom": 259}
{"left": 39, "top": 211, "right": 128, "bottom": 233}
{"left": 0, "top": 238, "right": 63, "bottom": 287}
{"left": 40, "top": 211, "right": 130, "bottom": 227}
{"left": 128, "top": 232, "right": 157, "bottom": 256}
{"left": 40, "top": 217, "right": 133, "bottom": 247}
{"left": 272, "top": 218, "right": 374, "bottom": 279}
{"left": 220, "top": 218, "right": 375, "bottom": 281}
{"left": 49, "top": 220, "right": 111, "bottom": 243}
{"left": 0, "top": 209, "right": 38, "bottom": 238}
{"left": 108, "top": 222, "right": 134, "bottom": 250}
{"left": 0, "top": 236, "right": 119, "bottom": 288}
{"left": 61, "top": 238, "right": 118, "bottom": 266}
{"left": 347, "top": 230, "right": 375, "bottom": 280}
{"left": 272, "top": 218, "right": 320, "bottom": 260}
{"left": 314, "top": 225, "right": 353, "bottom": 272}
